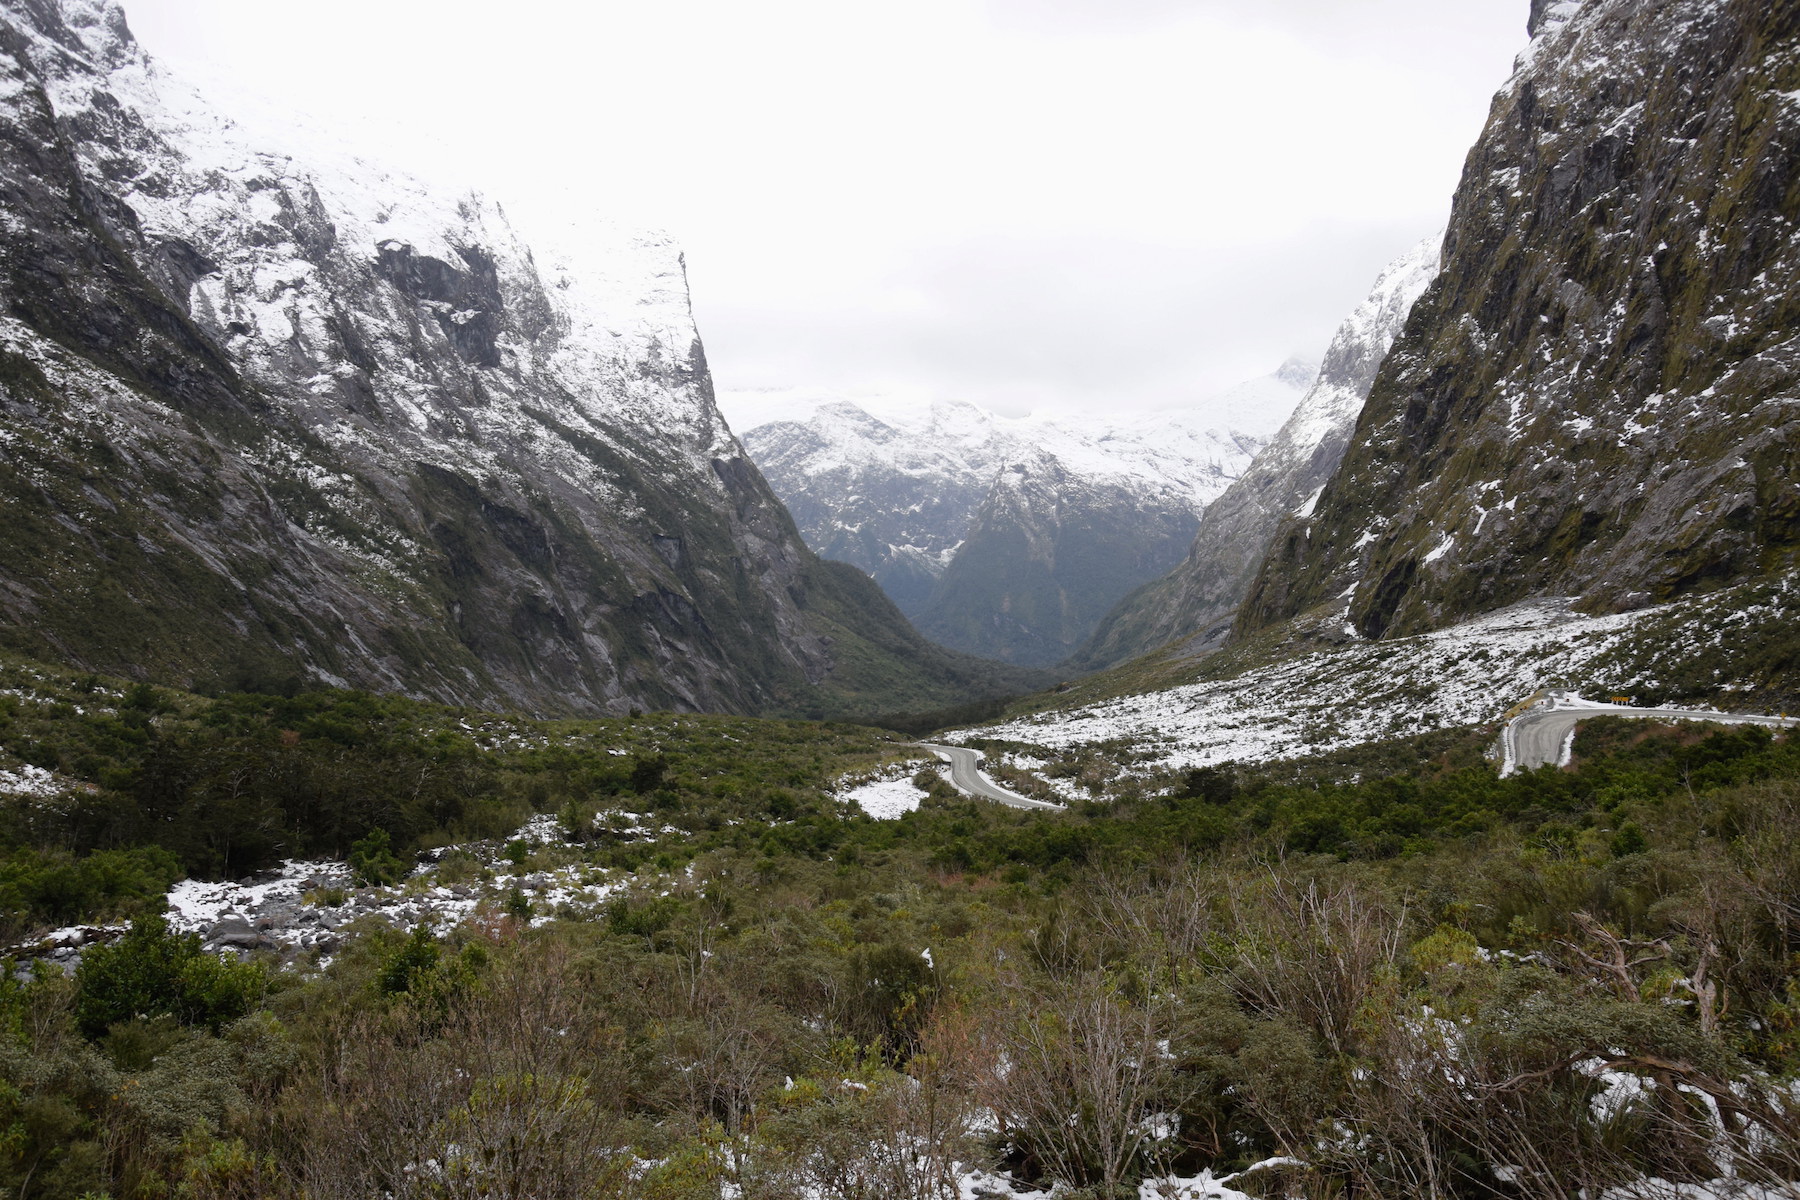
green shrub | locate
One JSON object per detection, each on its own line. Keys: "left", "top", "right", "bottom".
{"left": 72, "top": 915, "right": 264, "bottom": 1038}
{"left": 0, "top": 845, "right": 182, "bottom": 936}
{"left": 347, "top": 828, "right": 404, "bottom": 887}
{"left": 377, "top": 924, "right": 442, "bottom": 996}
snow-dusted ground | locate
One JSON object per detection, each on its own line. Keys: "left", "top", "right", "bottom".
{"left": 946, "top": 1166, "right": 1262, "bottom": 1199}
{"left": 0, "top": 762, "right": 60, "bottom": 799}
{"left": 14, "top": 813, "right": 631, "bottom": 971}
{"left": 835, "top": 758, "right": 938, "bottom": 819}
{"left": 843, "top": 777, "right": 930, "bottom": 819}
{"left": 953, "top": 588, "right": 1790, "bottom": 775}
{"left": 998, "top": 751, "right": 1091, "bottom": 803}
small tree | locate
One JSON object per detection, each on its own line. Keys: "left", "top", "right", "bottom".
{"left": 73, "top": 914, "right": 263, "bottom": 1037}
{"left": 630, "top": 754, "right": 669, "bottom": 795}
{"left": 993, "top": 971, "right": 1188, "bottom": 1197}
{"left": 377, "top": 924, "right": 442, "bottom": 997}
{"left": 348, "top": 828, "right": 404, "bottom": 887}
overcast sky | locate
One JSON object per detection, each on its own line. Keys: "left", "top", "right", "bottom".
{"left": 120, "top": 0, "right": 1527, "bottom": 426}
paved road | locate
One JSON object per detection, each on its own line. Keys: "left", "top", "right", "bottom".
{"left": 914, "top": 743, "right": 1065, "bottom": 810}
{"left": 1503, "top": 700, "right": 1799, "bottom": 775}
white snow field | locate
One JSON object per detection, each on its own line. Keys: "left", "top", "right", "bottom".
{"left": 842, "top": 776, "right": 931, "bottom": 819}
{"left": 950, "top": 576, "right": 1799, "bottom": 779}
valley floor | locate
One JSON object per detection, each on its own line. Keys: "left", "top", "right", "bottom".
{"left": 4, "top": 587, "right": 1800, "bottom": 1198}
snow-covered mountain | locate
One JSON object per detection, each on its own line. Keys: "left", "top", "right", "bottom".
{"left": 1072, "top": 236, "right": 1442, "bottom": 670}
{"left": 0, "top": 0, "right": 1035, "bottom": 716}
{"left": 1239, "top": 0, "right": 1800, "bottom": 643}
{"left": 741, "top": 362, "right": 1314, "bottom": 666}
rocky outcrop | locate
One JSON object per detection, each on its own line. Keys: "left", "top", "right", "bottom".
{"left": 0, "top": 0, "right": 1026, "bottom": 717}
{"left": 1070, "top": 237, "right": 1442, "bottom": 670}
{"left": 1238, "top": 0, "right": 1800, "bottom": 642}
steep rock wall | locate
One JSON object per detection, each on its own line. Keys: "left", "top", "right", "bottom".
{"left": 0, "top": 0, "right": 1021, "bottom": 716}
{"left": 1071, "top": 236, "right": 1441, "bottom": 670}
{"left": 1239, "top": 0, "right": 1800, "bottom": 641}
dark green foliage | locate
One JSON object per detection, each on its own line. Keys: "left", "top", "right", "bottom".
{"left": 72, "top": 915, "right": 263, "bottom": 1038}
{"left": 347, "top": 828, "right": 404, "bottom": 887}
{"left": 0, "top": 846, "right": 181, "bottom": 939}
{"left": 1175, "top": 765, "right": 1237, "bottom": 805}
{"left": 629, "top": 753, "right": 669, "bottom": 794}
{"left": 605, "top": 895, "right": 683, "bottom": 945}
{"left": 376, "top": 924, "right": 442, "bottom": 996}
{"left": 1610, "top": 821, "right": 1648, "bottom": 857}
{"left": 857, "top": 719, "right": 1800, "bottom": 874}
{"left": 846, "top": 941, "right": 938, "bottom": 1051}
{"left": 865, "top": 694, "right": 1019, "bottom": 737}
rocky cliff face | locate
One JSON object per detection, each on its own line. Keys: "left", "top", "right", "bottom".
{"left": 1071, "top": 237, "right": 1441, "bottom": 670}
{"left": 913, "top": 446, "right": 1209, "bottom": 667}
{"left": 742, "top": 368, "right": 1310, "bottom": 667}
{"left": 0, "top": 0, "right": 1024, "bottom": 717}
{"left": 743, "top": 401, "right": 1003, "bottom": 618}
{"left": 1239, "top": 0, "right": 1800, "bottom": 642}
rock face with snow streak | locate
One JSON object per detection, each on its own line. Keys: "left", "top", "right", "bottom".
{"left": 0, "top": 0, "right": 1020, "bottom": 716}
{"left": 743, "top": 365, "right": 1310, "bottom": 667}
{"left": 1071, "top": 236, "right": 1442, "bottom": 670}
{"left": 915, "top": 444, "right": 1209, "bottom": 667}
{"left": 1239, "top": 0, "right": 1800, "bottom": 642}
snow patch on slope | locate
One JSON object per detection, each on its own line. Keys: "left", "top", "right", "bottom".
{"left": 957, "top": 577, "right": 1798, "bottom": 776}
{"left": 842, "top": 777, "right": 929, "bottom": 819}
{"left": 21, "top": 0, "right": 728, "bottom": 482}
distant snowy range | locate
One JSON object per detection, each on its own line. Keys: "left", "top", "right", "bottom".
{"left": 724, "top": 360, "right": 1317, "bottom": 668}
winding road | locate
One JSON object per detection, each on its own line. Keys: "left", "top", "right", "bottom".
{"left": 1501, "top": 696, "right": 1798, "bottom": 775}
{"left": 914, "top": 743, "right": 1065, "bottom": 810}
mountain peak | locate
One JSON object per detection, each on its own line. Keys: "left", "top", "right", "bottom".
{"left": 1527, "top": 0, "right": 1584, "bottom": 40}
{"left": 740, "top": 373, "right": 1299, "bottom": 665}
{"left": 811, "top": 401, "right": 902, "bottom": 443}
{"left": 1276, "top": 353, "right": 1322, "bottom": 390}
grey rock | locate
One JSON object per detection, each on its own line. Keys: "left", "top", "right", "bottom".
{"left": 206, "top": 917, "right": 261, "bottom": 950}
